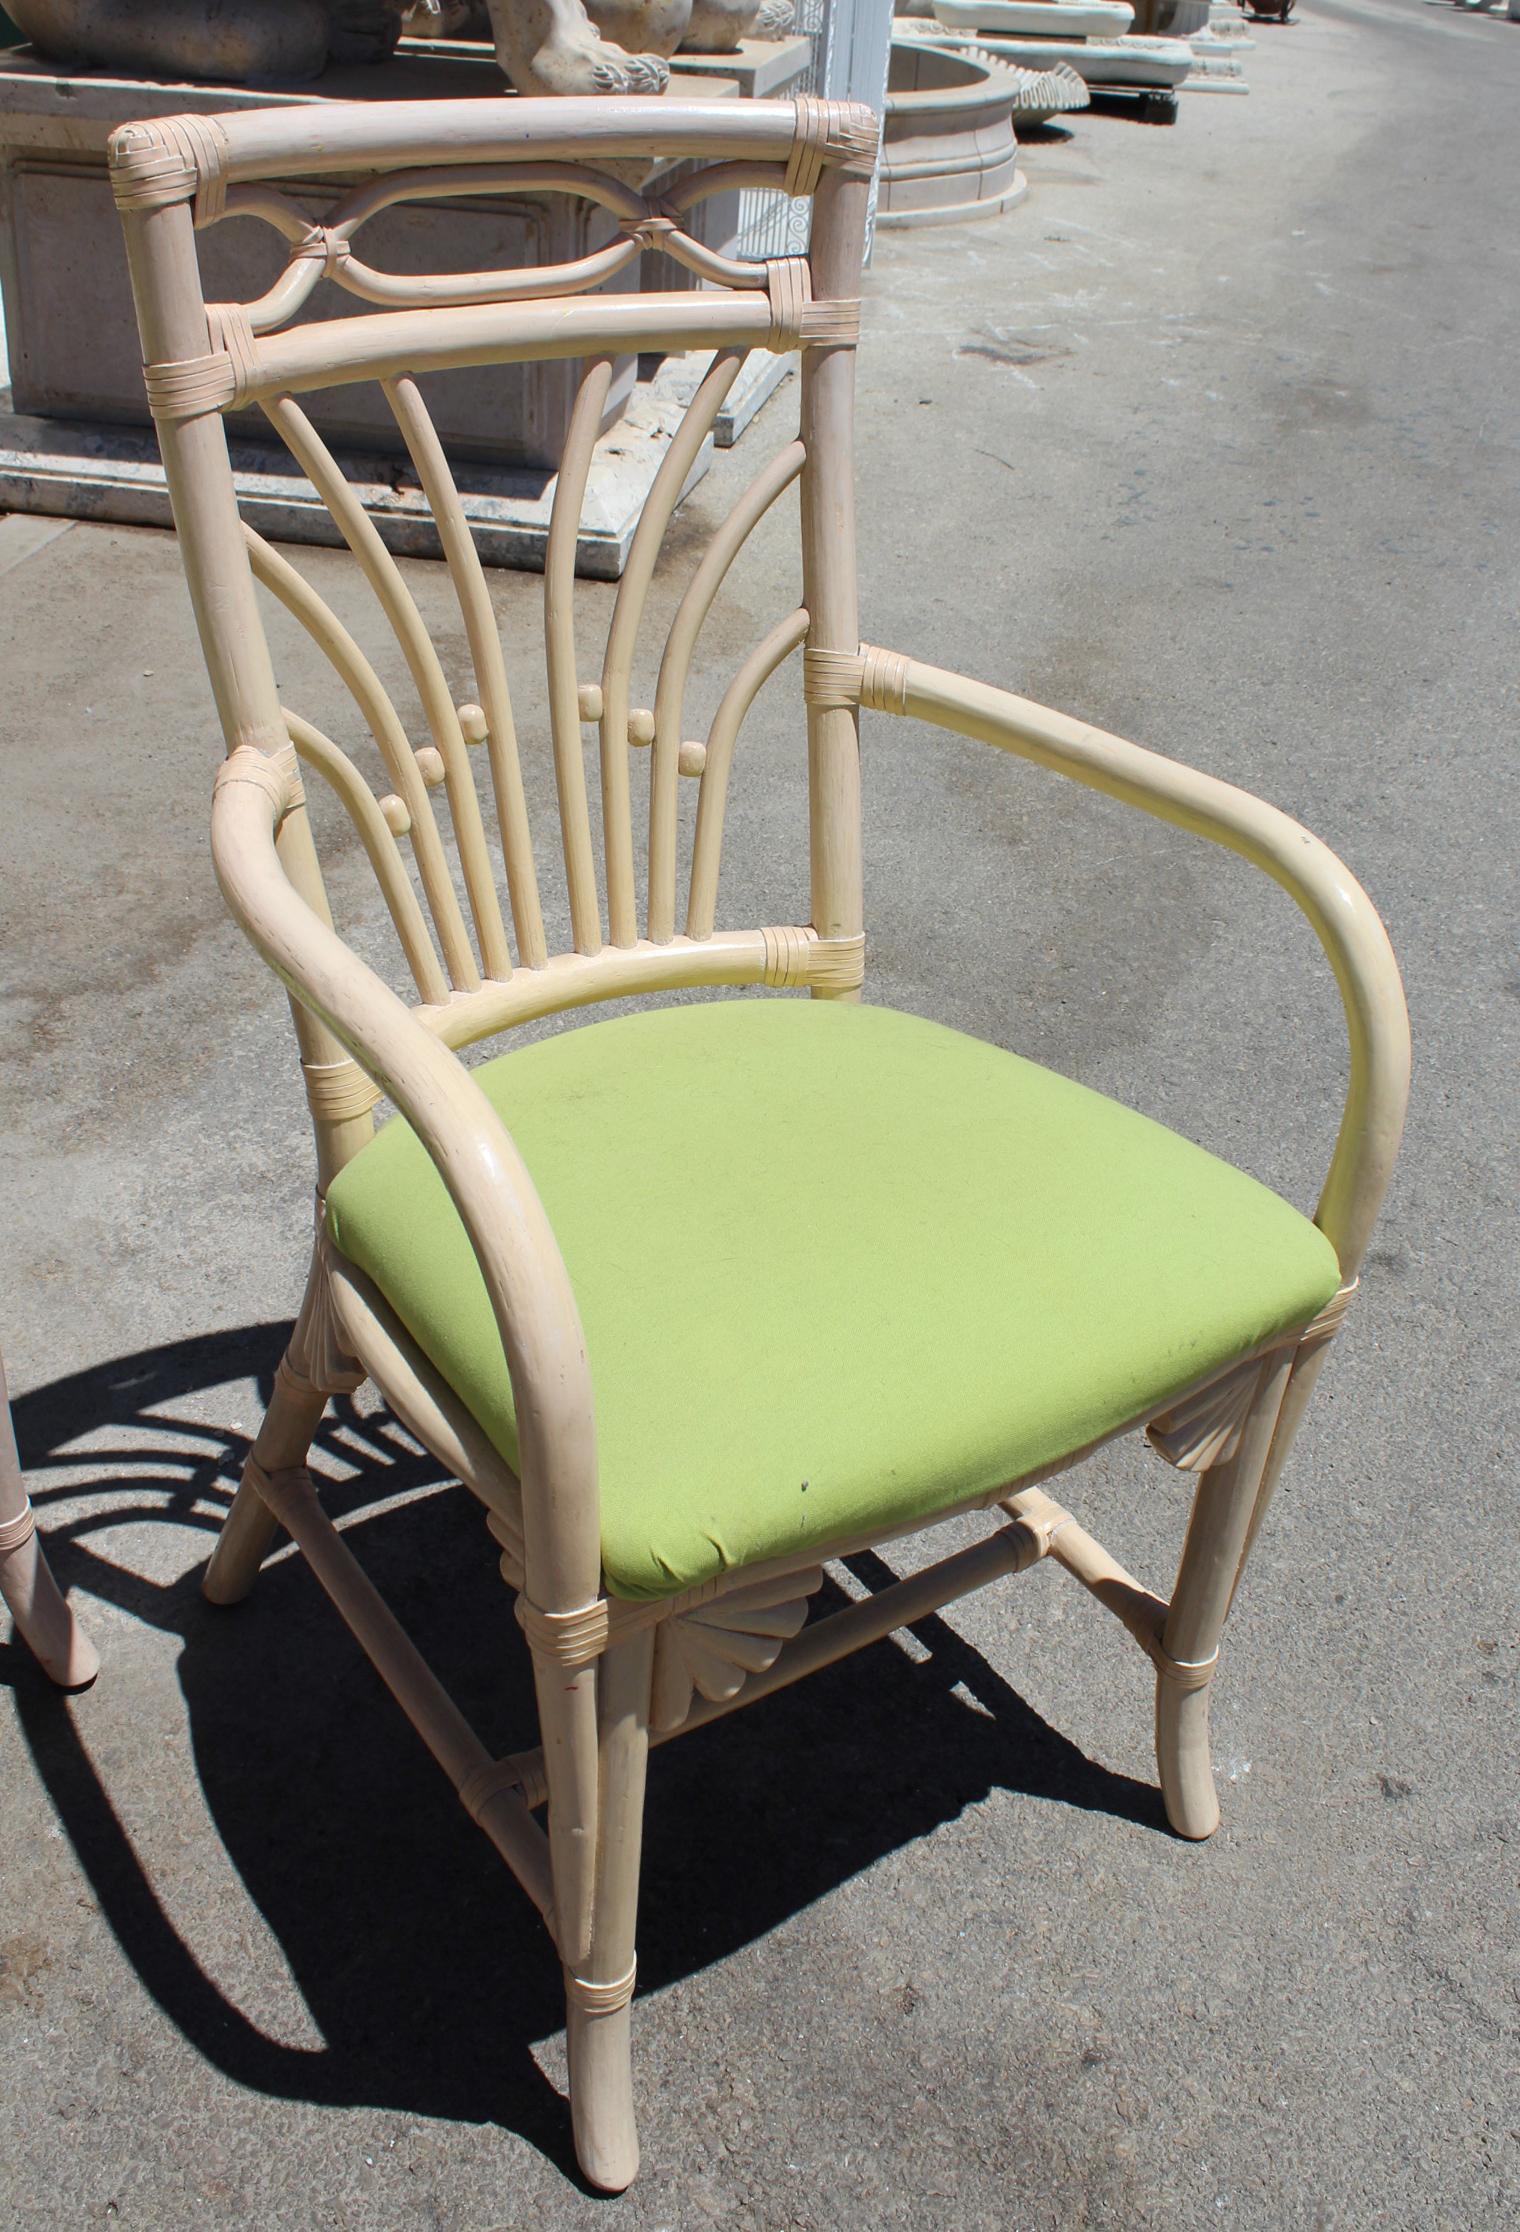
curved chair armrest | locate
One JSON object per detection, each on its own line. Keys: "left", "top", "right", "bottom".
{"left": 865, "top": 652, "right": 1411, "bottom": 1280}
{"left": 211, "top": 748, "right": 599, "bottom": 1610}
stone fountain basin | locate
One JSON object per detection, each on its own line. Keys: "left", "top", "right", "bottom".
{"left": 877, "top": 37, "right": 1026, "bottom": 227}
{"left": 931, "top": 23, "right": 1192, "bottom": 82}
{"left": 930, "top": 0, "right": 1137, "bottom": 38}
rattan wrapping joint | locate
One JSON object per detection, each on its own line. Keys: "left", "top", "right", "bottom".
{"left": 807, "top": 932, "right": 866, "bottom": 993}
{"left": 213, "top": 745, "right": 299, "bottom": 819}
{"left": 1151, "top": 1644, "right": 1219, "bottom": 1694}
{"left": 825, "top": 100, "right": 883, "bottom": 177}
{"left": 765, "top": 258, "right": 810, "bottom": 353}
{"left": 292, "top": 225, "right": 354, "bottom": 279}
{"left": 761, "top": 924, "right": 811, "bottom": 989}
{"left": 301, "top": 1058, "right": 383, "bottom": 1124}
{"left": 142, "top": 350, "right": 236, "bottom": 419}
{"left": 458, "top": 1756, "right": 531, "bottom": 1824}
{"left": 205, "top": 303, "right": 259, "bottom": 407}
{"left": 784, "top": 94, "right": 831, "bottom": 200}
{"left": 800, "top": 297, "right": 861, "bottom": 349}
{"left": 564, "top": 1960, "right": 637, "bottom": 2017}
{"left": 856, "top": 643, "right": 911, "bottom": 715}
{"left": 625, "top": 212, "right": 680, "bottom": 251}
{"left": 0, "top": 1500, "right": 38, "bottom": 1556}
{"left": 108, "top": 115, "right": 229, "bottom": 223}
{"left": 240, "top": 1455, "right": 274, "bottom": 1505}
{"left": 515, "top": 1594, "right": 610, "bottom": 1667}
{"left": 801, "top": 646, "right": 864, "bottom": 711}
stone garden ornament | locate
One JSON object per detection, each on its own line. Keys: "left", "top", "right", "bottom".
{"left": 490, "top": 0, "right": 676, "bottom": 94}
{"left": 111, "top": 90, "right": 1410, "bottom": 2192}
{"left": 3, "top": 1, "right": 411, "bottom": 81}
{"left": 3, "top": 0, "right": 773, "bottom": 95}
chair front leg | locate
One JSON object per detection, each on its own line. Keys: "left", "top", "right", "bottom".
{"left": 204, "top": 1233, "right": 366, "bottom": 1605}
{"left": 564, "top": 1625, "right": 655, "bottom": 2194}
{"left": 1155, "top": 1346, "right": 1296, "bottom": 1838}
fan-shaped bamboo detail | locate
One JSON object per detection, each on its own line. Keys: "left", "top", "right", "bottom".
{"left": 1147, "top": 1355, "right": 1264, "bottom": 1473}
{"left": 280, "top": 1221, "right": 367, "bottom": 1401}
{"left": 650, "top": 1567, "right": 823, "bottom": 1731}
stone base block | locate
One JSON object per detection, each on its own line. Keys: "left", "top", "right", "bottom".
{"left": 0, "top": 343, "right": 795, "bottom": 578}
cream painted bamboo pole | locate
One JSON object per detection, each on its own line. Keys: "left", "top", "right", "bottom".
{"left": 414, "top": 927, "right": 829, "bottom": 1052}
{"left": 202, "top": 1226, "right": 346, "bottom": 1605}
{"left": 212, "top": 765, "right": 607, "bottom": 1943}
{"left": 638, "top": 352, "right": 745, "bottom": 946}
{"left": 797, "top": 170, "right": 870, "bottom": 994}
{"left": 383, "top": 374, "right": 547, "bottom": 971}
{"left": 305, "top": 160, "right": 650, "bottom": 234}
{"left": 323, "top": 235, "right": 643, "bottom": 314}
{"left": 545, "top": 358, "right": 613, "bottom": 957}
{"left": 239, "top": 293, "right": 774, "bottom": 410}
{"left": 888, "top": 660, "right": 1411, "bottom": 1277}
{"left": 658, "top": 160, "right": 789, "bottom": 216}
{"left": 115, "top": 187, "right": 372, "bottom": 1186}
{"left": 243, "top": 527, "right": 479, "bottom": 993}
{"left": 195, "top": 97, "right": 811, "bottom": 188}
{"left": 654, "top": 435, "right": 804, "bottom": 868}
{"left": 1043, "top": 1509, "right": 1170, "bottom": 1657}
{"left": 116, "top": 191, "right": 283, "bottom": 754}
{"left": 566, "top": 1626, "right": 655, "bottom": 2193}
{"left": 327, "top": 1255, "right": 526, "bottom": 1524}
{"left": 0, "top": 1350, "right": 98, "bottom": 1688}
{"left": 251, "top": 1462, "right": 553, "bottom": 1918}
{"left": 266, "top": 394, "right": 509, "bottom": 986}
{"left": 211, "top": 768, "right": 601, "bottom": 1611}
{"left": 1154, "top": 1348, "right": 1295, "bottom": 1838}
{"left": 283, "top": 710, "right": 448, "bottom": 1002}
{"left": 686, "top": 609, "right": 810, "bottom": 939}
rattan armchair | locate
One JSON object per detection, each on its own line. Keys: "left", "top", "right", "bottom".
{"left": 113, "top": 94, "right": 1409, "bottom": 2191}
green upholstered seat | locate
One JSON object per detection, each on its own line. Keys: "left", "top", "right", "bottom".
{"left": 325, "top": 1000, "right": 1340, "bottom": 1602}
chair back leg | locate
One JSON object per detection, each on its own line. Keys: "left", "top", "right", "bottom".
{"left": 0, "top": 1351, "right": 99, "bottom": 1689}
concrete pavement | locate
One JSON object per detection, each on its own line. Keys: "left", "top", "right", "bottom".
{"left": 2, "top": 3, "right": 1517, "bottom": 2224}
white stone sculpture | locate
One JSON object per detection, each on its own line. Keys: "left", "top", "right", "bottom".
{"left": 4, "top": 0, "right": 408, "bottom": 80}
{"left": 7, "top": 0, "right": 689, "bottom": 97}
{"left": 581, "top": 0, "right": 692, "bottom": 66}
{"left": 679, "top": 0, "right": 797, "bottom": 47}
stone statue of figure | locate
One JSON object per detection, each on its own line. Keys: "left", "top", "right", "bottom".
{"left": 411, "top": 0, "right": 683, "bottom": 89}
{"left": 415, "top": 0, "right": 794, "bottom": 70}
{"left": 3, "top": 1, "right": 410, "bottom": 81}
{"left": 487, "top": 0, "right": 680, "bottom": 91}
{"left": 5, "top": 0, "right": 793, "bottom": 98}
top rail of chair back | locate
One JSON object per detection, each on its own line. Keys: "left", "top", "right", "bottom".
{"left": 107, "top": 94, "right": 878, "bottom": 208}
{"left": 108, "top": 95, "right": 879, "bottom": 407}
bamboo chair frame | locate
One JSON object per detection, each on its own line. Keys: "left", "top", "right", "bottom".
{"left": 0, "top": 1344, "right": 99, "bottom": 1688}
{"left": 112, "top": 93, "right": 1410, "bottom": 2191}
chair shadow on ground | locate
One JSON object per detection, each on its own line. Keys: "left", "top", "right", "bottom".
{"left": 5, "top": 1322, "right": 1167, "bottom": 2181}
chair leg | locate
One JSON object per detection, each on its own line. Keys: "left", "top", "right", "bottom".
{"left": 203, "top": 1361, "right": 330, "bottom": 1606}
{"left": 204, "top": 1233, "right": 366, "bottom": 1607}
{"left": 0, "top": 1353, "right": 98, "bottom": 1689}
{"left": 1155, "top": 1348, "right": 1296, "bottom": 1839}
{"left": 564, "top": 1625, "right": 655, "bottom": 2193}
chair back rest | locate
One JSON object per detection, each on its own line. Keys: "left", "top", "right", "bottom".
{"left": 112, "top": 94, "right": 876, "bottom": 1166}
